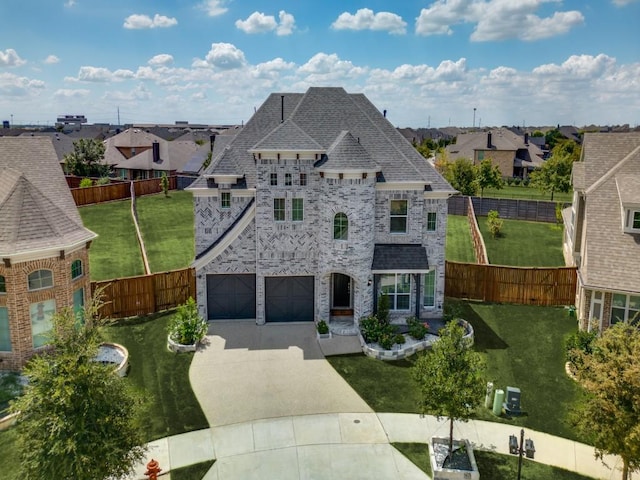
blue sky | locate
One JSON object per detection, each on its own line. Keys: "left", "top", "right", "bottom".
{"left": 1, "top": 0, "right": 638, "bottom": 128}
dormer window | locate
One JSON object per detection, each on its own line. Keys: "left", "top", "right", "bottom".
{"left": 624, "top": 209, "right": 640, "bottom": 233}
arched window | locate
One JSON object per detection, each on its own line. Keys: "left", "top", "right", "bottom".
{"left": 28, "top": 270, "right": 53, "bottom": 291}
{"left": 71, "top": 260, "right": 83, "bottom": 280}
{"left": 0, "top": 275, "right": 5, "bottom": 294}
{"left": 334, "top": 213, "right": 348, "bottom": 240}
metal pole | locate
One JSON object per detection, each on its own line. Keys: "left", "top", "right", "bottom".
{"left": 517, "top": 428, "right": 524, "bottom": 480}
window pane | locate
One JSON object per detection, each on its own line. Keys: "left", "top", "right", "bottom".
{"left": 299, "top": 173, "right": 307, "bottom": 186}
{"left": 0, "top": 307, "right": 10, "bottom": 351}
{"left": 423, "top": 270, "right": 436, "bottom": 307}
{"left": 633, "top": 211, "right": 640, "bottom": 229}
{"left": 30, "top": 299, "right": 55, "bottom": 348}
{"left": 397, "top": 274, "right": 411, "bottom": 294}
{"left": 396, "top": 295, "right": 410, "bottom": 310}
{"left": 221, "top": 192, "right": 231, "bottom": 208}
{"left": 612, "top": 294, "right": 627, "bottom": 308}
{"left": 285, "top": 173, "right": 292, "bottom": 186}
{"left": 0, "top": 275, "right": 5, "bottom": 293}
{"left": 629, "top": 296, "right": 640, "bottom": 311}
{"left": 28, "top": 270, "right": 53, "bottom": 291}
{"left": 390, "top": 217, "right": 407, "bottom": 233}
{"left": 611, "top": 308, "right": 625, "bottom": 324}
{"left": 380, "top": 274, "right": 396, "bottom": 294}
{"left": 334, "top": 213, "right": 348, "bottom": 240}
{"left": 427, "top": 212, "right": 437, "bottom": 231}
{"left": 74, "top": 288, "right": 85, "bottom": 324}
{"left": 270, "top": 173, "right": 277, "bottom": 186}
{"left": 71, "top": 260, "right": 83, "bottom": 279}
{"left": 390, "top": 200, "right": 407, "bottom": 215}
{"left": 292, "top": 198, "right": 303, "bottom": 221}
{"left": 274, "top": 198, "right": 285, "bottom": 221}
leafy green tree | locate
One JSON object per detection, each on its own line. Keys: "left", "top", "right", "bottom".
{"left": 160, "top": 172, "right": 169, "bottom": 197}
{"left": 475, "top": 158, "right": 503, "bottom": 196}
{"left": 529, "top": 153, "right": 573, "bottom": 200}
{"left": 531, "top": 130, "right": 544, "bottom": 137}
{"left": 9, "top": 295, "right": 147, "bottom": 480}
{"left": 552, "top": 139, "right": 581, "bottom": 163}
{"left": 572, "top": 321, "right": 640, "bottom": 480}
{"left": 445, "top": 158, "right": 478, "bottom": 196}
{"left": 487, "top": 209, "right": 504, "bottom": 238}
{"left": 64, "top": 138, "right": 109, "bottom": 177}
{"left": 412, "top": 322, "right": 485, "bottom": 456}
{"left": 544, "top": 128, "right": 564, "bottom": 151}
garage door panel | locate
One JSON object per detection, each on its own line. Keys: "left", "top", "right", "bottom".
{"left": 265, "top": 276, "right": 314, "bottom": 322}
{"left": 207, "top": 274, "right": 256, "bottom": 320}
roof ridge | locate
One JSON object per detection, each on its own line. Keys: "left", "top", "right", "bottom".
{"left": 585, "top": 144, "right": 640, "bottom": 195}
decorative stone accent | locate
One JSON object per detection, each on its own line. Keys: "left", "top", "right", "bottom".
{"left": 430, "top": 437, "right": 480, "bottom": 480}
{"left": 167, "top": 335, "right": 198, "bottom": 353}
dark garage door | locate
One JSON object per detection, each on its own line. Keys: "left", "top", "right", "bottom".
{"left": 265, "top": 276, "right": 314, "bottom": 322}
{"left": 207, "top": 274, "right": 256, "bottom": 320}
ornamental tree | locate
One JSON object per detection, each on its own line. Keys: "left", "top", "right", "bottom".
{"left": 412, "top": 321, "right": 485, "bottom": 456}
{"left": 529, "top": 153, "right": 573, "bottom": 200}
{"left": 475, "top": 158, "right": 503, "bottom": 197}
{"left": 9, "top": 295, "right": 147, "bottom": 480}
{"left": 64, "top": 138, "right": 109, "bottom": 177}
{"left": 572, "top": 321, "right": 640, "bottom": 480}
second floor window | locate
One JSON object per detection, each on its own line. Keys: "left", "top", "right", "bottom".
{"left": 274, "top": 198, "right": 285, "bottom": 221}
{"left": 334, "top": 213, "right": 348, "bottom": 240}
{"left": 270, "top": 173, "right": 278, "bottom": 186}
{"left": 221, "top": 191, "right": 231, "bottom": 209}
{"left": 292, "top": 198, "right": 304, "bottom": 221}
{"left": 0, "top": 275, "right": 5, "bottom": 294}
{"left": 71, "top": 260, "right": 83, "bottom": 280}
{"left": 285, "top": 173, "right": 292, "bottom": 186}
{"left": 299, "top": 173, "right": 307, "bottom": 186}
{"left": 426, "top": 212, "right": 437, "bottom": 231}
{"left": 28, "top": 270, "right": 53, "bottom": 291}
{"left": 390, "top": 200, "right": 408, "bottom": 233}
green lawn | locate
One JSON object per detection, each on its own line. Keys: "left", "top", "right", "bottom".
{"left": 477, "top": 217, "right": 564, "bottom": 266}
{"left": 446, "top": 215, "right": 476, "bottom": 263}
{"left": 483, "top": 185, "right": 572, "bottom": 203}
{"left": 136, "top": 191, "right": 195, "bottom": 273}
{"left": 327, "top": 301, "right": 583, "bottom": 441}
{"left": 79, "top": 201, "right": 145, "bottom": 280}
{"left": 394, "top": 443, "right": 595, "bottom": 479}
{"left": 0, "top": 429, "right": 19, "bottom": 480}
{"left": 101, "top": 311, "right": 209, "bottom": 441}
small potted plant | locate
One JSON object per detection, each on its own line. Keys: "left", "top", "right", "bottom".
{"left": 167, "top": 297, "right": 208, "bottom": 353}
{"left": 316, "top": 319, "right": 331, "bottom": 339}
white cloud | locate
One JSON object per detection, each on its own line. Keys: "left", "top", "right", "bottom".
{"left": 200, "top": 0, "right": 228, "bottom": 17}
{"left": 0, "top": 72, "right": 45, "bottom": 97}
{"left": 533, "top": 54, "right": 616, "bottom": 79}
{"left": 44, "top": 55, "right": 60, "bottom": 65}
{"left": 68, "top": 66, "right": 134, "bottom": 83}
{"left": 103, "top": 84, "right": 151, "bottom": 102}
{"left": 0, "top": 49, "right": 26, "bottom": 67}
{"left": 612, "top": 0, "right": 639, "bottom": 5}
{"left": 298, "top": 53, "right": 368, "bottom": 82}
{"left": 64, "top": 0, "right": 76, "bottom": 7}
{"left": 235, "top": 11, "right": 296, "bottom": 35}
{"left": 204, "top": 43, "right": 247, "bottom": 69}
{"left": 148, "top": 54, "right": 174, "bottom": 66}
{"left": 192, "top": 91, "right": 207, "bottom": 101}
{"left": 123, "top": 14, "right": 177, "bottom": 30}
{"left": 415, "top": 0, "right": 584, "bottom": 41}
{"left": 54, "top": 88, "right": 90, "bottom": 99}
{"left": 332, "top": 8, "right": 407, "bottom": 35}
{"left": 252, "top": 58, "right": 296, "bottom": 79}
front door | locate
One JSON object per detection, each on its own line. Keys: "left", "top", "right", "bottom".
{"left": 332, "top": 273, "right": 351, "bottom": 308}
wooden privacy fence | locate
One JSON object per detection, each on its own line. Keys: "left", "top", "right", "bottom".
{"left": 91, "top": 268, "right": 195, "bottom": 319}
{"left": 71, "top": 176, "right": 177, "bottom": 206}
{"left": 467, "top": 197, "right": 488, "bottom": 264}
{"left": 445, "top": 261, "right": 577, "bottom": 306}
{"left": 448, "top": 195, "right": 568, "bottom": 223}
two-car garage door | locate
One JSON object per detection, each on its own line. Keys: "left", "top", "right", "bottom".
{"left": 206, "top": 274, "right": 313, "bottom": 322}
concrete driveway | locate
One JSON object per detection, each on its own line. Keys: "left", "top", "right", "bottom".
{"left": 189, "top": 321, "right": 372, "bottom": 427}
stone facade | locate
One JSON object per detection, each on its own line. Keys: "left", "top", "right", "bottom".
{"left": 0, "top": 245, "right": 91, "bottom": 371}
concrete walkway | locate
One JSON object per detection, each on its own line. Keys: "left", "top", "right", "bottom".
{"left": 127, "top": 322, "right": 624, "bottom": 479}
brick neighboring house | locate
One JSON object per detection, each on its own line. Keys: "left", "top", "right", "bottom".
{"left": 188, "top": 87, "right": 456, "bottom": 328}
{"left": 445, "top": 128, "right": 544, "bottom": 178}
{"left": 103, "top": 128, "right": 208, "bottom": 180}
{"left": 0, "top": 137, "right": 97, "bottom": 370}
{"left": 564, "top": 132, "right": 640, "bottom": 332}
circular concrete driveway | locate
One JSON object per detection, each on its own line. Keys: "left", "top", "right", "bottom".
{"left": 189, "top": 321, "right": 372, "bottom": 427}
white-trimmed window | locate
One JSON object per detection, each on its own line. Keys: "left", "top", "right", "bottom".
{"left": 270, "top": 173, "right": 278, "bottom": 186}
{"left": 611, "top": 293, "right": 640, "bottom": 325}
{"left": 285, "top": 173, "right": 292, "bottom": 186}
{"left": 28, "top": 270, "right": 53, "bottom": 291}
{"left": 299, "top": 173, "right": 307, "bottom": 186}
{"left": 426, "top": 212, "right": 437, "bottom": 232}
{"left": 30, "top": 299, "right": 55, "bottom": 348}
{"left": 292, "top": 198, "right": 304, "bottom": 221}
{"left": 422, "top": 270, "right": 436, "bottom": 308}
{"left": 334, "top": 213, "right": 348, "bottom": 240}
{"left": 273, "top": 198, "right": 285, "bottom": 221}
{"left": 71, "top": 259, "right": 83, "bottom": 280}
{"left": 390, "top": 200, "right": 408, "bottom": 233}
{"left": 380, "top": 273, "right": 411, "bottom": 311}
{"left": 624, "top": 209, "right": 640, "bottom": 233}
{"left": 74, "top": 288, "right": 85, "bottom": 324}
{"left": 0, "top": 275, "right": 5, "bottom": 294}
{"left": 0, "top": 307, "right": 10, "bottom": 352}
{"left": 221, "top": 191, "right": 231, "bottom": 209}
{"left": 589, "top": 291, "right": 604, "bottom": 331}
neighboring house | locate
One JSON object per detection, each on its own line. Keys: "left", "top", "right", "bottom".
{"left": 564, "top": 132, "right": 640, "bottom": 332}
{"left": 445, "top": 128, "right": 544, "bottom": 178}
{"left": 0, "top": 137, "right": 97, "bottom": 370}
{"left": 188, "top": 87, "right": 455, "bottom": 327}
{"left": 103, "top": 128, "right": 205, "bottom": 180}
{"left": 19, "top": 131, "right": 76, "bottom": 167}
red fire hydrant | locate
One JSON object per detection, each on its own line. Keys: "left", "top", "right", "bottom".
{"left": 144, "top": 459, "right": 162, "bottom": 480}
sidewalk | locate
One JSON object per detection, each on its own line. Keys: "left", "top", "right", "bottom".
{"left": 128, "top": 413, "right": 623, "bottom": 480}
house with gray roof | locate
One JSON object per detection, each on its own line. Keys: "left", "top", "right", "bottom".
{"left": 188, "top": 87, "right": 455, "bottom": 330}
{"left": 0, "top": 137, "right": 96, "bottom": 370}
{"left": 564, "top": 132, "right": 640, "bottom": 332}
{"left": 445, "top": 128, "right": 544, "bottom": 178}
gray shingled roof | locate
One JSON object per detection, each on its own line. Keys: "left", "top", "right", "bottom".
{"left": 447, "top": 128, "right": 544, "bottom": 165}
{"left": 322, "top": 131, "right": 379, "bottom": 171}
{"left": 190, "top": 88, "right": 454, "bottom": 191}
{"left": 371, "top": 244, "right": 429, "bottom": 271}
{"left": 616, "top": 175, "right": 640, "bottom": 205}
{"left": 578, "top": 132, "right": 640, "bottom": 293}
{"left": 0, "top": 137, "right": 96, "bottom": 256}
{"left": 250, "top": 119, "right": 323, "bottom": 152}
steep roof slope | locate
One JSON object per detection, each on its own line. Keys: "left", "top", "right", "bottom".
{"left": 0, "top": 137, "right": 96, "bottom": 256}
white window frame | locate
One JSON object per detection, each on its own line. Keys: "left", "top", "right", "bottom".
{"left": 390, "top": 199, "right": 408, "bottom": 234}
{"left": 0, "top": 275, "right": 5, "bottom": 294}
{"left": 380, "top": 273, "right": 412, "bottom": 311}
{"left": 334, "top": 213, "right": 348, "bottom": 240}
{"left": 426, "top": 212, "right": 437, "bottom": 232}
{"left": 589, "top": 290, "right": 603, "bottom": 332}
{"left": 28, "top": 269, "right": 53, "bottom": 291}
{"left": 611, "top": 293, "right": 640, "bottom": 325}
{"left": 0, "top": 306, "right": 10, "bottom": 352}
{"left": 71, "top": 259, "right": 83, "bottom": 280}
{"left": 623, "top": 209, "right": 640, "bottom": 233}
{"left": 270, "top": 173, "right": 278, "bottom": 186}
{"left": 221, "top": 191, "right": 231, "bottom": 209}
{"left": 273, "top": 198, "right": 285, "bottom": 221}
{"left": 422, "top": 270, "right": 436, "bottom": 308}
{"left": 285, "top": 173, "right": 292, "bottom": 186}
{"left": 292, "top": 198, "right": 304, "bottom": 222}
{"left": 299, "top": 173, "right": 307, "bottom": 186}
